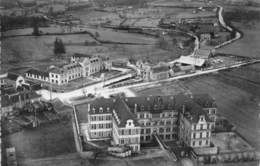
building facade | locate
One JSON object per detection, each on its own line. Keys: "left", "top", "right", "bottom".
{"left": 74, "top": 94, "right": 217, "bottom": 152}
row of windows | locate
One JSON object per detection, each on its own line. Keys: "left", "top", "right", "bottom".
{"left": 138, "top": 111, "right": 177, "bottom": 118}
{"left": 90, "top": 123, "right": 112, "bottom": 130}
{"left": 193, "top": 124, "right": 211, "bottom": 130}
{"left": 140, "top": 134, "right": 178, "bottom": 142}
{"left": 141, "top": 127, "right": 177, "bottom": 135}
{"left": 120, "top": 137, "right": 139, "bottom": 144}
{"left": 91, "top": 131, "right": 112, "bottom": 138}
{"left": 118, "top": 128, "right": 140, "bottom": 136}
{"left": 27, "top": 74, "right": 48, "bottom": 80}
{"left": 192, "top": 132, "right": 210, "bottom": 139}
{"left": 192, "top": 132, "right": 209, "bottom": 139}
{"left": 192, "top": 139, "right": 209, "bottom": 147}
{"left": 140, "top": 119, "right": 177, "bottom": 127}
{"left": 90, "top": 115, "right": 112, "bottom": 121}
{"left": 68, "top": 73, "right": 81, "bottom": 80}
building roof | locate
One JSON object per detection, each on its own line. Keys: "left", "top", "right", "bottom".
{"left": 1, "top": 90, "right": 41, "bottom": 107}
{"left": 194, "top": 49, "right": 211, "bottom": 59}
{"left": 73, "top": 53, "right": 93, "bottom": 58}
{"left": 113, "top": 99, "right": 139, "bottom": 127}
{"left": 151, "top": 65, "right": 170, "bottom": 73}
{"left": 176, "top": 56, "right": 206, "bottom": 67}
{"left": 193, "top": 147, "right": 218, "bottom": 156}
{"left": 49, "top": 63, "right": 81, "bottom": 74}
{"left": 75, "top": 94, "right": 215, "bottom": 126}
{"left": 7, "top": 73, "right": 20, "bottom": 81}
{"left": 181, "top": 100, "right": 210, "bottom": 123}
{"left": 193, "top": 94, "right": 216, "bottom": 108}
{"left": 26, "top": 68, "right": 49, "bottom": 77}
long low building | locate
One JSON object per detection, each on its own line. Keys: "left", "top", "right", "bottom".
{"left": 176, "top": 56, "right": 207, "bottom": 67}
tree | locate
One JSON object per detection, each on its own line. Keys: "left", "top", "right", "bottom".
{"left": 32, "top": 17, "right": 40, "bottom": 36}
{"left": 54, "top": 38, "right": 66, "bottom": 56}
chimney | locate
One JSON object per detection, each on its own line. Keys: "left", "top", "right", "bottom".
{"left": 134, "top": 104, "right": 138, "bottom": 114}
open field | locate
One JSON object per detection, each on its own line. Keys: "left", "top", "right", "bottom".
{"left": 216, "top": 7, "right": 260, "bottom": 58}
{"left": 3, "top": 119, "right": 76, "bottom": 160}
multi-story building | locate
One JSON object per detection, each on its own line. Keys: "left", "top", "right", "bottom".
{"left": 74, "top": 94, "right": 217, "bottom": 152}
{"left": 71, "top": 53, "right": 111, "bottom": 77}
{"left": 25, "top": 54, "right": 111, "bottom": 85}
{"left": 49, "top": 63, "right": 82, "bottom": 85}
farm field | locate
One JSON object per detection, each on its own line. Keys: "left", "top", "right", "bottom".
{"left": 216, "top": 22, "right": 260, "bottom": 58}
{"left": 216, "top": 6, "right": 260, "bottom": 58}
{"left": 2, "top": 119, "right": 76, "bottom": 160}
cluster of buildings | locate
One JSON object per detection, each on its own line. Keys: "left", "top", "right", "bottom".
{"left": 73, "top": 93, "right": 256, "bottom": 164}
{"left": 25, "top": 54, "right": 112, "bottom": 85}
{"left": 74, "top": 94, "right": 217, "bottom": 152}
{"left": 1, "top": 74, "right": 42, "bottom": 117}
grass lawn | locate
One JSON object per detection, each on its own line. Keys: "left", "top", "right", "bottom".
{"left": 3, "top": 119, "right": 76, "bottom": 160}
{"left": 216, "top": 6, "right": 260, "bottom": 58}
{"left": 216, "top": 22, "right": 260, "bottom": 58}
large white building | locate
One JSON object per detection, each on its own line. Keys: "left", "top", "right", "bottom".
{"left": 25, "top": 54, "right": 112, "bottom": 85}
{"left": 74, "top": 94, "right": 217, "bottom": 152}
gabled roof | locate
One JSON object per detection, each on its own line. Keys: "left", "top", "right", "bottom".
{"left": 193, "top": 94, "right": 216, "bottom": 108}
{"left": 181, "top": 100, "right": 210, "bottom": 123}
{"left": 75, "top": 94, "right": 215, "bottom": 126}
{"left": 7, "top": 73, "right": 20, "bottom": 81}
{"left": 26, "top": 68, "right": 49, "bottom": 77}
{"left": 195, "top": 49, "right": 211, "bottom": 59}
{"left": 113, "top": 99, "right": 139, "bottom": 127}
{"left": 151, "top": 65, "right": 170, "bottom": 73}
{"left": 177, "top": 56, "right": 206, "bottom": 67}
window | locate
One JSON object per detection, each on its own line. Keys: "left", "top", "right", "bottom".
{"left": 146, "top": 122, "right": 150, "bottom": 126}
{"left": 206, "top": 132, "right": 209, "bottom": 138}
{"left": 159, "top": 128, "right": 164, "bottom": 133}
{"left": 146, "top": 135, "right": 150, "bottom": 141}
{"left": 200, "top": 124, "right": 203, "bottom": 130}
{"left": 146, "top": 128, "right": 151, "bottom": 134}
{"left": 166, "top": 127, "right": 171, "bottom": 132}
{"left": 206, "top": 140, "right": 209, "bottom": 145}
{"left": 199, "top": 141, "right": 202, "bottom": 146}
{"left": 193, "top": 133, "right": 196, "bottom": 139}
{"left": 192, "top": 141, "right": 195, "bottom": 146}
{"left": 200, "top": 132, "right": 202, "bottom": 138}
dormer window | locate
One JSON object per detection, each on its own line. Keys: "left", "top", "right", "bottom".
{"left": 141, "top": 105, "right": 145, "bottom": 111}
{"left": 200, "top": 115, "right": 205, "bottom": 121}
